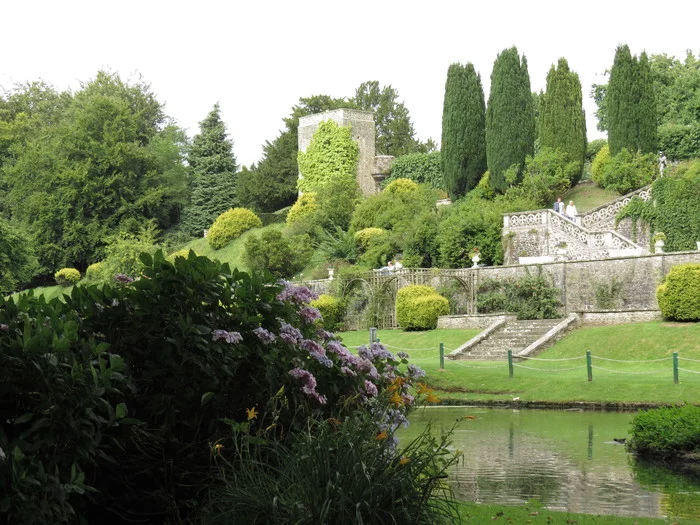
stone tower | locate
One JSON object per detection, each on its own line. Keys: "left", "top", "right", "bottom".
{"left": 298, "top": 108, "right": 392, "bottom": 196}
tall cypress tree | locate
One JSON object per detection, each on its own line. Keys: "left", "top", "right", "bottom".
{"left": 486, "top": 47, "right": 535, "bottom": 192}
{"left": 441, "top": 63, "right": 487, "bottom": 200}
{"left": 181, "top": 103, "right": 238, "bottom": 236}
{"left": 539, "top": 57, "right": 587, "bottom": 185}
{"left": 608, "top": 45, "right": 657, "bottom": 155}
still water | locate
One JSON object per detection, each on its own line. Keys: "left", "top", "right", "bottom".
{"left": 404, "top": 407, "right": 700, "bottom": 520}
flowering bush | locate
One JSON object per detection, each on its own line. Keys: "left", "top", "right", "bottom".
{"left": 2, "top": 251, "right": 455, "bottom": 523}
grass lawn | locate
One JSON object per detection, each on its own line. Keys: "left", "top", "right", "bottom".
{"left": 562, "top": 182, "right": 619, "bottom": 212}
{"left": 337, "top": 321, "right": 700, "bottom": 406}
{"left": 457, "top": 501, "right": 699, "bottom": 525}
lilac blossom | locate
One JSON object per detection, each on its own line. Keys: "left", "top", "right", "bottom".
{"left": 397, "top": 351, "right": 410, "bottom": 360}
{"left": 364, "top": 380, "right": 378, "bottom": 397}
{"left": 289, "top": 367, "right": 327, "bottom": 404}
{"left": 279, "top": 321, "right": 303, "bottom": 345}
{"left": 340, "top": 366, "right": 357, "bottom": 377}
{"left": 212, "top": 330, "right": 243, "bottom": 344}
{"left": 253, "top": 327, "right": 276, "bottom": 344}
{"left": 357, "top": 342, "right": 395, "bottom": 362}
{"left": 276, "top": 281, "right": 318, "bottom": 305}
{"left": 114, "top": 273, "right": 134, "bottom": 284}
{"left": 407, "top": 364, "right": 426, "bottom": 379}
{"left": 316, "top": 329, "right": 335, "bottom": 341}
{"left": 299, "top": 306, "right": 322, "bottom": 324}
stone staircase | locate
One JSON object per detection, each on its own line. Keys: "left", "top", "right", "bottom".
{"left": 448, "top": 315, "right": 578, "bottom": 360}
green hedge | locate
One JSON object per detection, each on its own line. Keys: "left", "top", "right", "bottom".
{"left": 396, "top": 285, "right": 449, "bottom": 330}
{"left": 628, "top": 404, "right": 700, "bottom": 459}
{"left": 54, "top": 267, "right": 81, "bottom": 286}
{"left": 208, "top": 207, "right": 262, "bottom": 250}
{"left": 657, "top": 263, "right": 700, "bottom": 321}
{"left": 310, "top": 294, "right": 346, "bottom": 332}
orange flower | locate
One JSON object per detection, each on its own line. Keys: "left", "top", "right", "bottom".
{"left": 399, "top": 456, "right": 411, "bottom": 465}
{"left": 214, "top": 443, "right": 224, "bottom": 454}
{"left": 390, "top": 391, "right": 404, "bottom": 406}
{"left": 416, "top": 383, "right": 431, "bottom": 395}
{"left": 375, "top": 431, "right": 388, "bottom": 441}
{"left": 425, "top": 392, "right": 441, "bottom": 404}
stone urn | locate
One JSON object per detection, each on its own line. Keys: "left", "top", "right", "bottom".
{"left": 471, "top": 254, "right": 481, "bottom": 268}
{"left": 327, "top": 268, "right": 335, "bottom": 280}
{"left": 654, "top": 239, "right": 665, "bottom": 254}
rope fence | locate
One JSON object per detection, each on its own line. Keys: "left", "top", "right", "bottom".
{"left": 356, "top": 328, "right": 697, "bottom": 383}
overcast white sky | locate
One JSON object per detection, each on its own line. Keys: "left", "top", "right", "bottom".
{"left": 2, "top": 1, "right": 698, "bottom": 167}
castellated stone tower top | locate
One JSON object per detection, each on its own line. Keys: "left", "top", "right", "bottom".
{"left": 298, "top": 108, "right": 392, "bottom": 196}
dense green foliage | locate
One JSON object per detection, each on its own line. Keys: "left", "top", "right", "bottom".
{"left": 437, "top": 193, "right": 537, "bottom": 268}
{"left": 383, "top": 151, "right": 443, "bottom": 189}
{"left": 1, "top": 252, "right": 458, "bottom": 523}
{"left": 616, "top": 160, "right": 700, "bottom": 252}
{"left": 310, "top": 294, "right": 346, "bottom": 332}
{"left": 353, "top": 81, "right": 426, "bottom": 156}
{"left": 297, "top": 119, "right": 358, "bottom": 193}
{"left": 54, "top": 267, "right": 80, "bottom": 286}
{"left": 181, "top": 103, "right": 238, "bottom": 236}
{"left": 208, "top": 207, "right": 262, "bottom": 250}
{"left": 441, "top": 63, "right": 487, "bottom": 199}
{"left": 607, "top": 45, "right": 657, "bottom": 155}
{"left": 597, "top": 148, "right": 657, "bottom": 194}
{"left": 628, "top": 404, "right": 700, "bottom": 459}
{"left": 0, "top": 217, "right": 38, "bottom": 292}
{"left": 538, "top": 58, "right": 587, "bottom": 185}
{"left": 476, "top": 272, "right": 562, "bottom": 319}
{"left": 486, "top": 47, "right": 536, "bottom": 192}
{"left": 657, "top": 263, "right": 700, "bottom": 321}
{"left": 517, "top": 147, "right": 579, "bottom": 207}
{"left": 396, "top": 285, "right": 449, "bottom": 330}
{"left": 243, "top": 229, "right": 312, "bottom": 278}
{"left": 354, "top": 227, "right": 387, "bottom": 250}
{"left": 0, "top": 72, "right": 188, "bottom": 273}
{"left": 591, "top": 143, "right": 611, "bottom": 184}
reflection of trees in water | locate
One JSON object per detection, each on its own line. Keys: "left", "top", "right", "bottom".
{"left": 632, "top": 458, "right": 700, "bottom": 520}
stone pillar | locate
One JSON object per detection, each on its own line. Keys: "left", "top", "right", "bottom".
{"left": 298, "top": 109, "right": 378, "bottom": 196}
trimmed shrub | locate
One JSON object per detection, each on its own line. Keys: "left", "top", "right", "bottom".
{"left": 396, "top": 285, "right": 449, "bottom": 330}
{"left": 208, "top": 207, "right": 262, "bottom": 250}
{"left": 84, "top": 262, "right": 106, "bottom": 282}
{"left": 310, "top": 294, "right": 346, "bottom": 332}
{"left": 384, "top": 178, "right": 419, "bottom": 195}
{"left": 167, "top": 248, "right": 197, "bottom": 262}
{"left": 590, "top": 143, "right": 611, "bottom": 186}
{"left": 657, "top": 263, "right": 700, "bottom": 321}
{"left": 54, "top": 267, "right": 81, "bottom": 286}
{"left": 627, "top": 404, "right": 700, "bottom": 459}
{"left": 286, "top": 193, "right": 317, "bottom": 226}
{"left": 243, "top": 230, "right": 312, "bottom": 279}
{"left": 354, "top": 227, "right": 387, "bottom": 251}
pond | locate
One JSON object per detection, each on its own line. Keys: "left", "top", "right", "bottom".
{"left": 403, "top": 407, "right": 700, "bottom": 520}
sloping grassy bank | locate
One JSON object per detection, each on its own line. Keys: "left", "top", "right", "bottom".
{"left": 338, "top": 322, "right": 700, "bottom": 407}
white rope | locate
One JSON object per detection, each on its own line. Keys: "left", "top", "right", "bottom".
{"left": 678, "top": 367, "right": 700, "bottom": 375}
{"left": 520, "top": 355, "right": 585, "bottom": 362}
{"left": 513, "top": 364, "right": 587, "bottom": 372}
{"left": 447, "top": 361, "right": 507, "bottom": 369}
{"left": 590, "top": 365, "right": 667, "bottom": 375}
{"left": 381, "top": 343, "right": 439, "bottom": 351}
{"left": 678, "top": 357, "right": 700, "bottom": 363}
{"left": 591, "top": 355, "right": 669, "bottom": 363}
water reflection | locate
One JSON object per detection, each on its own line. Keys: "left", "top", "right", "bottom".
{"left": 404, "top": 407, "right": 700, "bottom": 520}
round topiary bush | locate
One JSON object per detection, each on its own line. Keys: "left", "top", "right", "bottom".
{"left": 657, "top": 263, "right": 700, "bottom": 321}
{"left": 54, "top": 267, "right": 81, "bottom": 286}
{"left": 310, "top": 294, "right": 345, "bottom": 332}
{"left": 286, "top": 193, "right": 317, "bottom": 226}
{"left": 84, "top": 262, "right": 106, "bottom": 283}
{"left": 208, "top": 208, "right": 262, "bottom": 250}
{"left": 354, "top": 227, "right": 386, "bottom": 251}
{"left": 396, "top": 285, "right": 449, "bottom": 330}
{"left": 385, "top": 178, "right": 419, "bottom": 195}
{"left": 167, "top": 248, "right": 197, "bottom": 262}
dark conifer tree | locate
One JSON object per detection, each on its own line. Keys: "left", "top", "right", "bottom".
{"left": 181, "top": 103, "right": 238, "bottom": 236}
{"left": 608, "top": 45, "right": 657, "bottom": 155}
{"left": 539, "top": 58, "right": 587, "bottom": 184}
{"left": 486, "top": 47, "right": 535, "bottom": 192}
{"left": 441, "top": 63, "right": 487, "bottom": 199}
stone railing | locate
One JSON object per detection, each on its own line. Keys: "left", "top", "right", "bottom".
{"left": 580, "top": 185, "right": 652, "bottom": 230}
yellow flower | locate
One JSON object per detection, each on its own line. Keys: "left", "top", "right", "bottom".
{"left": 246, "top": 407, "right": 258, "bottom": 421}
{"left": 214, "top": 443, "right": 224, "bottom": 454}
{"left": 399, "top": 456, "right": 411, "bottom": 465}
{"left": 375, "top": 431, "right": 388, "bottom": 441}
{"left": 425, "top": 392, "right": 441, "bottom": 404}
{"left": 416, "top": 383, "right": 431, "bottom": 395}
{"left": 390, "top": 391, "right": 404, "bottom": 406}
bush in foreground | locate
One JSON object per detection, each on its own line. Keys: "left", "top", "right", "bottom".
{"left": 627, "top": 404, "right": 700, "bottom": 459}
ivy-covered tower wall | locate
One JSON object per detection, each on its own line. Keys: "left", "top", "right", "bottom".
{"left": 298, "top": 109, "right": 379, "bottom": 196}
